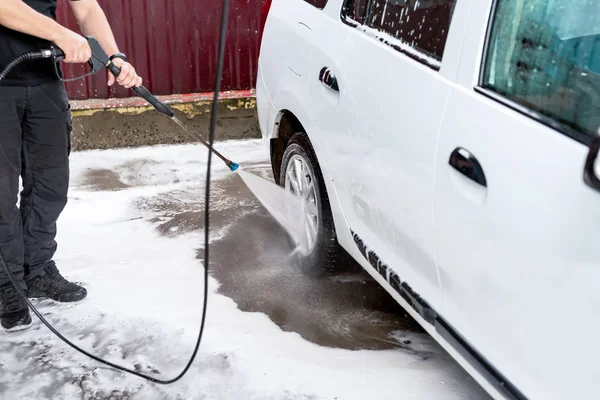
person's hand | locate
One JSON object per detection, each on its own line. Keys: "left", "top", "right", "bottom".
{"left": 107, "top": 58, "right": 143, "bottom": 89}
{"left": 52, "top": 28, "right": 91, "bottom": 63}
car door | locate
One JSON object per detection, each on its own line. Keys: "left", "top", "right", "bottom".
{"left": 434, "top": 0, "right": 600, "bottom": 399}
{"left": 307, "top": 0, "right": 468, "bottom": 310}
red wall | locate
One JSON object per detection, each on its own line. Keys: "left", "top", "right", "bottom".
{"left": 57, "top": 0, "right": 261, "bottom": 100}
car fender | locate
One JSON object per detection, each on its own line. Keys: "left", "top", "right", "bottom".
{"left": 270, "top": 89, "right": 354, "bottom": 254}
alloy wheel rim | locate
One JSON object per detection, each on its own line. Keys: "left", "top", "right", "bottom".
{"left": 285, "top": 154, "right": 320, "bottom": 253}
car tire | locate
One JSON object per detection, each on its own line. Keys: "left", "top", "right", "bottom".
{"left": 279, "top": 132, "right": 343, "bottom": 276}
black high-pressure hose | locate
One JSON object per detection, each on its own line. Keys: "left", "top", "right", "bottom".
{"left": 0, "top": 0, "right": 231, "bottom": 384}
{"left": 0, "top": 49, "right": 61, "bottom": 81}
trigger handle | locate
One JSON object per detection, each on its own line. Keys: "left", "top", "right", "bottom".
{"left": 107, "top": 62, "right": 174, "bottom": 118}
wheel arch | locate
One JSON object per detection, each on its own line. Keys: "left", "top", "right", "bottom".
{"left": 268, "top": 108, "right": 354, "bottom": 268}
{"left": 270, "top": 109, "right": 306, "bottom": 184}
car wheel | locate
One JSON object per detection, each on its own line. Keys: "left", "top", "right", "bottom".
{"left": 279, "top": 132, "right": 343, "bottom": 276}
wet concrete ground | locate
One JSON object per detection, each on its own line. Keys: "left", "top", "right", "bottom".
{"left": 62, "top": 141, "right": 493, "bottom": 399}
{"left": 83, "top": 161, "right": 430, "bottom": 353}
{"left": 71, "top": 106, "right": 259, "bottom": 151}
{"left": 71, "top": 102, "right": 439, "bottom": 353}
{"left": 206, "top": 171, "right": 429, "bottom": 352}
{"left": 0, "top": 141, "right": 490, "bottom": 400}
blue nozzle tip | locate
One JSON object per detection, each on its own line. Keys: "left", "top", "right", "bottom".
{"left": 228, "top": 162, "right": 239, "bottom": 172}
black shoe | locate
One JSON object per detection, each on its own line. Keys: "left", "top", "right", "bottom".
{"left": 0, "top": 283, "right": 32, "bottom": 332}
{"left": 26, "top": 263, "right": 87, "bottom": 303}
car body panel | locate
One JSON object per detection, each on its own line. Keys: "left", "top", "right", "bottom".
{"left": 257, "top": 0, "right": 355, "bottom": 247}
{"left": 305, "top": 0, "right": 472, "bottom": 313}
{"left": 256, "top": 0, "right": 600, "bottom": 398}
{"left": 434, "top": 1, "right": 600, "bottom": 398}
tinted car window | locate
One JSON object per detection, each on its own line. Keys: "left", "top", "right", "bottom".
{"left": 304, "top": 0, "right": 328, "bottom": 9}
{"left": 482, "top": 0, "right": 600, "bottom": 140}
{"left": 344, "top": 0, "right": 370, "bottom": 24}
{"left": 366, "top": 0, "right": 457, "bottom": 61}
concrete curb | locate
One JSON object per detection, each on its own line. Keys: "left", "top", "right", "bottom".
{"left": 69, "top": 90, "right": 259, "bottom": 151}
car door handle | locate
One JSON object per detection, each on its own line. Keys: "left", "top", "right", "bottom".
{"left": 319, "top": 67, "right": 339, "bottom": 92}
{"left": 449, "top": 147, "right": 487, "bottom": 187}
{"left": 584, "top": 137, "right": 600, "bottom": 193}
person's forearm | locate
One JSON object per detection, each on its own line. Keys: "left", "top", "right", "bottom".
{"left": 0, "top": 0, "right": 64, "bottom": 42}
{"left": 70, "top": 0, "right": 141, "bottom": 87}
{"left": 74, "top": 2, "right": 119, "bottom": 56}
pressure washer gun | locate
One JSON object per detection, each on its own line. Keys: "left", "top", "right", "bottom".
{"left": 0, "top": 36, "right": 238, "bottom": 172}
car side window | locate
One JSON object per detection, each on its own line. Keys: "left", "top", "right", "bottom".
{"left": 482, "top": 0, "right": 600, "bottom": 141}
{"left": 344, "top": 0, "right": 369, "bottom": 24}
{"left": 343, "top": 0, "right": 458, "bottom": 68}
{"left": 304, "top": 0, "right": 328, "bottom": 9}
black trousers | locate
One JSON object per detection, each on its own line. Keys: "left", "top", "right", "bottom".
{"left": 0, "top": 80, "right": 71, "bottom": 289}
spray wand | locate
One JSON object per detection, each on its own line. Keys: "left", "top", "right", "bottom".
{"left": 0, "top": 36, "right": 239, "bottom": 172}
{"left": 103, "top": 60, "right": 240, "bottom": 172}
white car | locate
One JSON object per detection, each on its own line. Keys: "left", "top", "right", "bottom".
{"left": 255, "top": 0, "right": 600, "bottom": 398}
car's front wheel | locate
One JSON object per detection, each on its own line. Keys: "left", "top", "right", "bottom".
{"left": 279, "top": 133, "right": 343, "bottom": 276}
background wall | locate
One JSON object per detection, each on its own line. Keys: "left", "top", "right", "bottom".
{"left": 57, "top": 0, "right": 261, "bottom": 100}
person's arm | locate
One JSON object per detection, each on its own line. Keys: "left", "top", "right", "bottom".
{"left": 0, "top": 0, "right": 91, "bottom": 63}
{"left": 70, "top": 0, "right": 142, "bottom": 88}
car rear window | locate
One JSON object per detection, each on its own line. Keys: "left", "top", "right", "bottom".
{"left": 482, "top": 0, "right": 600, "bottom": 142}
{"left": 343, "top": 0, "right": 458, "bottom": 67}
